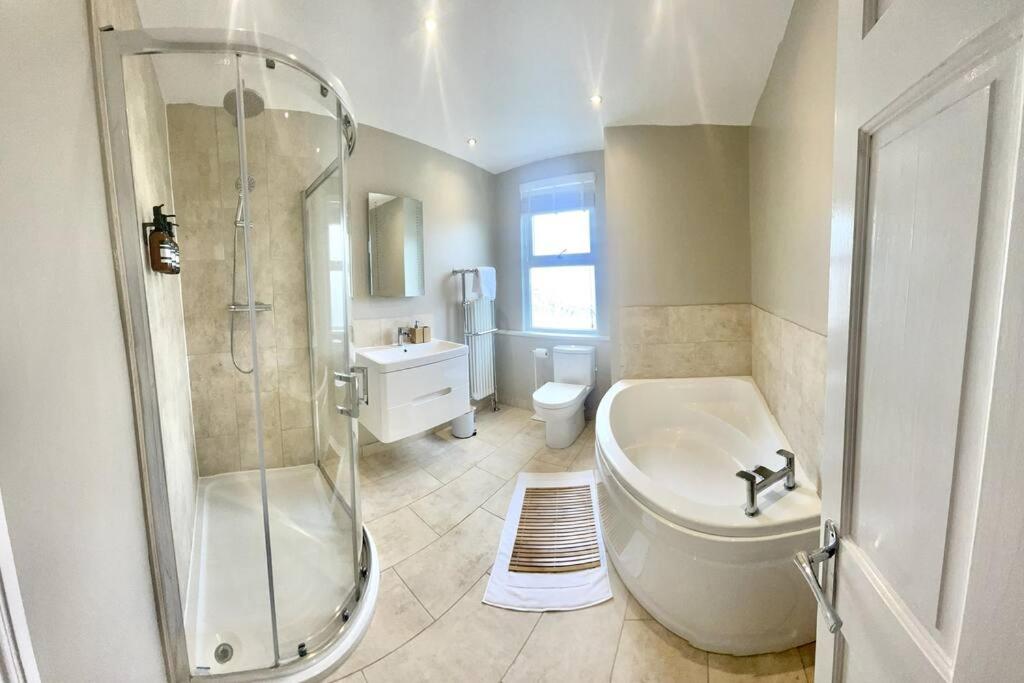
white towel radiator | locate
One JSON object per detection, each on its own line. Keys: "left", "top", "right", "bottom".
{"left": 453, "top": 268, "right": 499, "bottom": 411}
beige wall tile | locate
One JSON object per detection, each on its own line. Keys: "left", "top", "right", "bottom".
{"left": 352, "top": 319, "right": 384, "bottom": 348}
{"left": 171, "top": 103, "right": 327, "bottom": 478}
{"left": 619, "top": 304, "right": 754, "bottom": 379}
{"left": 196, "top": 435, "right": 240, "bottom": 476}
{"left": 750, "top": 306, "right": 826, "bottom": 489}
{"left": 281, "top": 427, "right": 314, "bottom": 467}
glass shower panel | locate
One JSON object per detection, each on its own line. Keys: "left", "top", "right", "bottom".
{"left": 125, "top": 52, "right": 277, "bottom": 674}
{"left": 239, "top": 54, "right": 359, "bottom": 663}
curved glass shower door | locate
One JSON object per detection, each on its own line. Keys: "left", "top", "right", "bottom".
{"left": 116, "top": 44, "right": 362, "bottom": 678}
{"left": 238, "top": 54, "right": 361, "bottom": 665}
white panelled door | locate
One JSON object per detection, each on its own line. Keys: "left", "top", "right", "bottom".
{"left": 812, "top": 1, "right": 1024, "bottom": 681}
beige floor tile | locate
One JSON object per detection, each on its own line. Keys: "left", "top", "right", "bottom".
{"left": 328, "top": 672, "right": 366, "bottom": 683}
{"left": 476, "top": 408, "right": 533, "bottom": 446}
{"left": 410, "top": 467, "right": 506, "bottom": 535}
{"left": 798, "top": 642, "right": 815, "bottom": 681}
{"left": 505, "top": 424, "right": 548, "bottom": 454}
{"left": 567, "top": 445, "right": 597, "bottom": 472}
{"left": 481, "top": 459, "right": 567, "bottom": 518}
{"left": 363, "top": 575, "right": 539, "bottom": 683}
{"left": 625, "top": 593, "right": 653, "bottom": 620}
{"left": 503, "top": 564, "right": 629, "bottom": 682}
{"left": 532, "top": 440, "right": 584, "bottom": 468}
{"left": 394, "top": 508, "right": 504, "bottom": 618}
{"left": 361, "top": 467, "right": 443, "bottom": 522}
{"left": 334, "top": 569, "right": 434, "bottom": 677}
{"left": 366, "top": 507, "right": 439, "bottom": 570}
{"left": 708, "top": 648, "right": 806, "bottom": 682}
{"left": 418, "top": 436, "right": 496, "bottom": 483}
{"left": 477, "top": 441, "right": 542, "bottom": 479}
{"left": 611, "top": 620, "right": 708, "bottom": 682}
{"left": 359, "top": 447, "right": 422, "bottom": 483}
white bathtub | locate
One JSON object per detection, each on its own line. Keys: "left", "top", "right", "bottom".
{"left": 595, "top": 376, "right": 820, "bottom": 655}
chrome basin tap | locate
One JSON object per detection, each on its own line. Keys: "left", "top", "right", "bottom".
{"left": 396, "top": 326, "right": 413, "bottom": 347}
{"left": 735, "top": 449, "right": 797, "bottom": 517}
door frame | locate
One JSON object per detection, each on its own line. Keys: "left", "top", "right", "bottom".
{"left": 87, "top": 9, "right": 373, "bottom": 681}
{"left": 821, "top": 2, "right": 1024, "bottom": 680}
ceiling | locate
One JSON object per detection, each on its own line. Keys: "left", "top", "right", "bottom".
{"left": 137, "top": 0, "right": 795, "bottom": 174}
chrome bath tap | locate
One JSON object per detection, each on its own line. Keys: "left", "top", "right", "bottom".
{"left": 735, "top": 449, "right": 796, "bottom": 516}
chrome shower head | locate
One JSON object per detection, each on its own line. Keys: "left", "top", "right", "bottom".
{"left": 222, "top": 87, "right": 265, "bottom": 123}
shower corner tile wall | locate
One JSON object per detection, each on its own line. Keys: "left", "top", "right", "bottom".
{"left": 750, "top": 306, "right": 827, "bottom": 490}
{"left": 169, "top": 104, "right": 335, "bottom": 476}
{"left": 618, "top": 304, "right": 752, "bottom": 379}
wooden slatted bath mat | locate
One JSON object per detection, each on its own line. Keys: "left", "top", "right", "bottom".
{"left": 509, "top": 485, "right": 601, "bottom": 573}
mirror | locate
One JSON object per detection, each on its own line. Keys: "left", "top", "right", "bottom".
{"left": 368, "top": 192, "right": 425, "bottom": 297}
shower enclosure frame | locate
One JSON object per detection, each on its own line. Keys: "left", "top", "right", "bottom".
{"left": 89, "top": 14, "right": 377, "bottom": 682}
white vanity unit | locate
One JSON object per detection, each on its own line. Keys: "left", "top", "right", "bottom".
{"left": 354, "top": 340, "right": 470, "bottom": 443}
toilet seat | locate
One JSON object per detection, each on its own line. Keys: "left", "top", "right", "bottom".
{"left": 533, "top": 382, "right": 588, "bottom": 411}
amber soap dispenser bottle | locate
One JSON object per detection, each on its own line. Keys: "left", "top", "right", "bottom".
{"left": 144, "top": 204, "right": 181, "bottom": 274}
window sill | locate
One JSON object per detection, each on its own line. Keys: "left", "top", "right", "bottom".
{"left": 497, "top": 329, "right": 610, "bottom": 342}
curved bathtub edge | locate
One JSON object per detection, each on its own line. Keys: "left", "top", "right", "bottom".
{"left": 595, "top": 377, "right": 820, "bottom": 538}
{"left": 592, "top": 384, "right": 819, "bottom": 656}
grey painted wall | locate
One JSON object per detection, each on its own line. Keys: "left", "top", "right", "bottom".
{"left": 605, "top": 125, "right": 752, "bottom": 310}
{"left": 348, "top": 125, "right": 496, "bottom": 343}
{"left": 491, "top": 151, "right": 610, "bottom": 412}
{"left": 749, "top": 0, "right": 837, "bottom": 335}
{"left": 492, "top": 151, "right": 607, "bottom": 334}
{"left": 0, "top": 0, "right": 167, "bottom": 680}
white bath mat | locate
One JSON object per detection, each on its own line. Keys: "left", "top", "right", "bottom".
{"left": 483, "top": 470, "right": 612, "bottom": 611}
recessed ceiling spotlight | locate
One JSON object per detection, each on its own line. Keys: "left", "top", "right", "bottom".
{"left": 424, "top": 17, "right": 438, "bottom": 33}
{"left": 467, "top": 138, "right": 477, "bottom": 147}
{"left": 590, "top": 94, "right": 603, "bottom": 106}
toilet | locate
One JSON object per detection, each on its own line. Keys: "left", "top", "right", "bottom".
{"left": 532, "top": 345, "right": 596, "bottom": 449}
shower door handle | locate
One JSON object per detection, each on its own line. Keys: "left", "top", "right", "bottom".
{"left": 334, "top": 369, "right": 361, "bottom": 418}
{"left": 794, "top": 519, "right": 842, "bottom": 634}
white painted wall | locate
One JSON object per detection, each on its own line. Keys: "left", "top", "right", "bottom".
{"left": 0, "top": 2, "right": 166, "bottom": 680}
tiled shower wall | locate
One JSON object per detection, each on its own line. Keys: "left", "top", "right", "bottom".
{"left": 618, "top": 304, "right": 752, "bottom": 378}
{"left": 751, "top": 306, "right": 827, "bottom": 489}
{"left": 167, "top": 103, "right": 335, "bottom": 476}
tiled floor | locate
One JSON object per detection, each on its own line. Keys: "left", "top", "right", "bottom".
{"left": 332, "top": 406, "right": 815, "bottom": 682}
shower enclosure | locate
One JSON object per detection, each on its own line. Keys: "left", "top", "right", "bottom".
{"left": 93, "top": 25, "right": 376, "bottom": 681}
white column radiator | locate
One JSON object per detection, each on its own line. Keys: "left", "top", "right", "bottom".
{"left": 454, "top": 269, "right": 498, "bottom": 407}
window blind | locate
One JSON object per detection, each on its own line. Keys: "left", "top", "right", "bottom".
{"left": 520, "top": 172, "right": 596, "bottom": 214}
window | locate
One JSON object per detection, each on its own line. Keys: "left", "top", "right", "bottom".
{"left": 520, "top": 173, "right": 599, "bottom": 333}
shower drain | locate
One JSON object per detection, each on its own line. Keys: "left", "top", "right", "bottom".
{"left": 214, "top": 642, "right": 234, "bottom": 664}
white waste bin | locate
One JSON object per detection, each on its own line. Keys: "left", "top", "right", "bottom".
{"left": 451, "top": 410, "right": 476, "bottom": 439}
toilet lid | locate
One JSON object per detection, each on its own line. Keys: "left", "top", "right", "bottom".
{"left": 533, "top": 382, "right": 588, "bottom": 410}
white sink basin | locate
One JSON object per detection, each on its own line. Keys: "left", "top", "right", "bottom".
{"left": 355, "top": 340, "right": 467, "bottom": 373}
{"left": 353, "top": 340, "right": 470, "bottom": 443}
